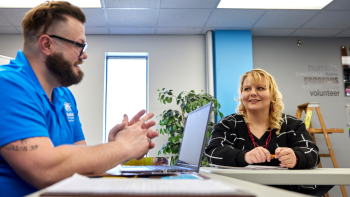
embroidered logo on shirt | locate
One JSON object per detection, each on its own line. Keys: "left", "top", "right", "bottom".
{"left": 64, "top": 102, "right": 75, "bottom": 122}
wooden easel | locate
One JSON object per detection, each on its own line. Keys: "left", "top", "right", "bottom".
{"left": 296, "top": 102, "right": 347, "bottom": 197}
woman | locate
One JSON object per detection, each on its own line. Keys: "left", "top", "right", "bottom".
{"left": 205, "top": 69, "right": 320, "bottom": 193}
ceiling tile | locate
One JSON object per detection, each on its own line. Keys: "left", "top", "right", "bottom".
{"left": 85, "top": 27, "right": 109, "bottom": 34}
{"left": 15, "top": 26, "right": 22, "bottom": 33}
{"left": 255, "top": 10, "right": 319, "bottom": 28}
{"left": 0, "top": 8, "right": 30, "bottom": 26}
{"left": 0, "top": 12, "right": 13, "bottom": 26}
{"left": 252, "top": 28, "right": 295, "bottom": 36}
{"left": 158, "top": 9, "right": 211, "bottom": 27}
{"left": 324, "top": 0, "right": 350, "bottom": 10}
{"left": 206, "top": 9, "right": 264, "bottom": 28}
{"left": 160, "top": 0, "right": 220, "bottom": 8}
{"left": 82, "top": 9, "right": 107, "bottom": 26}
{"left": 335, "top": 30, "right": 350, "bottom": 37}
{"left": 291, "top": 29, "right": 342, "bottom": 37}
{"left": 106, "top": 9, "right": 158, "bottom": 26}
{"left": 110, "top": 27, "right": 155, "bottom": 34}
{"left": 156, "top": 27, "right": 202, "bottom": 34}
{"left": 104, "top": 0, "right": 159, "bottom": 8}
{"left": 302, "top": 11, "right": 350, "bottom": 29}
{"left": 0, "top": 26, "right": 19, "bottom": 34}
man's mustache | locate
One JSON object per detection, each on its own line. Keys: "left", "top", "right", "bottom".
{"left": 74, "top": 60, "right": 83, "bottom": 66}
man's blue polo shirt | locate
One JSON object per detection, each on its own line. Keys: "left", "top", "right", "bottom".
{"left": 0, "top": 50, "right": 85, "bottom": 197}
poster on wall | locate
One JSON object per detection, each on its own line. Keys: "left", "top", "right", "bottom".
{"left": 342, "top": 46, "right": 350, "bottom": 96}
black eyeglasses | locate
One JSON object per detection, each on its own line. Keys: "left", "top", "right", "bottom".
{"left": 48, "top": 35, "right": 88, "bottom": 57}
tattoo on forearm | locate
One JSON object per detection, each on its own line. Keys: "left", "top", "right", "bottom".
{"left": 30, "top": 145, "right": 38, "bottom": 150}
{"left": 4, "top": 144, "right": 38, "bottom": 151}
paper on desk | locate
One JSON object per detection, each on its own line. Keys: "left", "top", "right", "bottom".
{"left": 210, "top": 164, "right": 288, "bottom": 170}
{"left": 45, "top": 173, "right": 253, "bottom": 196}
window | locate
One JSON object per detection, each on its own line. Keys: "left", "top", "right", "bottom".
{"left": 104, "top": 52, "right": 148, "bottom": 142}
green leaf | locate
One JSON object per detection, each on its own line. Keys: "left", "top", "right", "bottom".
{"left": 190, "top": 90, "right": 195, "bottom": 93}
{"left": 168, "top": 92, "right": 173, "bottom": 95}
{"left": 173, "top": 136, "right": 179, "bottom": 143}
{"left": 207, "top": 131, "right": 211, "bottom": 138}
{"left": 161, "top": 95, "right": 164, "bottom": 100}
{"left": 162, "top": 88, "right": 165, "bottom": 90}
{"left": 173, "top": 125, "right": 177, "bottom": 131}
{"left": 176, "top": 122, "right": 181, "bottom": 127}
{"left": 167, "top": 97, "right": 172, "bottom": 103}
{"left": 157, "top": 89, "right": 160, "bottom": 91}
{"left": 177, "top": 100, "right": 180, "bottom": 105}
{"left": 163, "top": 128, "right": 168, "bottom": 134}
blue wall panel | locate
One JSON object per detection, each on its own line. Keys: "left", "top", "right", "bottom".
{"left": 213, "top": 30, "right": 253, "bottom": 122}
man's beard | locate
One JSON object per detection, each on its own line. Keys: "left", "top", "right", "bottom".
{"left": 45, "top": 52, "right": 84, "bottom": 87}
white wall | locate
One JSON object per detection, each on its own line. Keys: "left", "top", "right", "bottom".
{"left": 0, "top": 34, "right": 206, "bottom": 157}
{"left": 0, "top": 55, "right": 11, "bottom": 65}
{"left": 253, "top": 36, "right": 350, "bottom": 196}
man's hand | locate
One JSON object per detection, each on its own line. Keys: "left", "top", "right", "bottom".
{"left": 108, "top": 118, "right": 127, "bottom": 142}
{"left": 113, "top": 112, "right": 158, "bottom": 161}
{"left": 275, "top": 147, "right": 296, "bottom": 168}
{"left": 128, "top": 109, "right": 156, "bottom": 130}
{"left": 108, "top": 109, "right": 156, "bottom": 142}
{"left": 244, "top": 147, "right": 271, "bottom": 164}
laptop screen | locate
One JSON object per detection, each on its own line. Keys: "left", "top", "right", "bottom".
{"left": 177, "top": 103, "right": 211, "bottom": 167}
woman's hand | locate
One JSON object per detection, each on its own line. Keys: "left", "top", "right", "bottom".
{"left": 244, "top": 147, "right": 271, "bottom": 164}
{"left": 275, "top": 147, "right": 297, "bottom": 168}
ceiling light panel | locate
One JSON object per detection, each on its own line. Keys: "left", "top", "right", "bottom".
{"left": 217, "top": 0, "right": 333, "bottom": 10}
{"left": 0, "top": 0, "right": 101, "bottom": 8}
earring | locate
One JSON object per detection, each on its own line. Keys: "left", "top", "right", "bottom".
{"left": 242, "top": 108, "right": 246, "bottom": 112}
{"left": 271, "top": 107, "right": 274, "bottom": 112}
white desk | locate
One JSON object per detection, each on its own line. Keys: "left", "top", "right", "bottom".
{"left": 199, "top": 171, "right": 310, "bottom": 197}
{"left": 26, "top": 171, "right": 310, "bottom": 197}
{"left": 200, "top": 167, "right": 350, "bottom": 185}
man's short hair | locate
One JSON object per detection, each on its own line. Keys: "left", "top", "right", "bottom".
{"left": 22, "top": 1, "right": 86, "bottom": 43}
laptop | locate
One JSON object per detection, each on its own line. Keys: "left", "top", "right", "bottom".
{"left": 119, "top": 102, "right": 212, "bottom": 173}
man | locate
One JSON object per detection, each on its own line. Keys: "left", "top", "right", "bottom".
{"left": 0, "top": 1, "right": 158, "bottom": 196}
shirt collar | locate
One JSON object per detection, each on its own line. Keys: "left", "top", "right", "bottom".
{"left": 14, "top": 50, "right": 46, "bottom": 96}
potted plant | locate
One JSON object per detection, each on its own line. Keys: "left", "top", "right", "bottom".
{"left": 156, "top": 88, "right": 223, "bottom": 166}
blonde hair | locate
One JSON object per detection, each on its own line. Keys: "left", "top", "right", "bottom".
{"left": 237, "top": 68, "right": 284, "bottom": 134}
